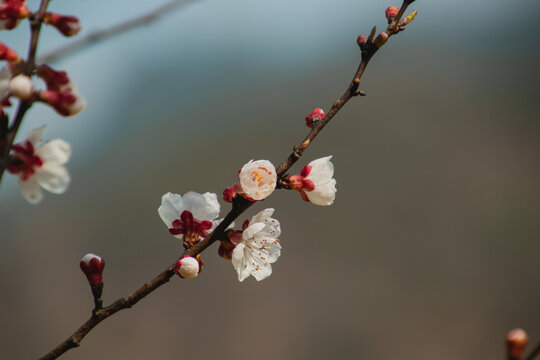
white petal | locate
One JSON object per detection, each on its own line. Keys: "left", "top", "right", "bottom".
{"left": 239, "top": 159, "right": 277, "bottom": 200}
{"left": 250, "top": 208, "right": 275, "bottom": 224}
{"left": 253, "top": 235, "right": 281, "bottom": 263}
{"left": 306, "top": 156, "right": 334, "bottom": 184}
{"left": 19, "top": 176, "right": 43, "bottom": 204}
{"left": 243, "top": 222, "right": 266, "bottom": 241}
{"left": 252, "top": 262, "right": 273, "bottom": 281}
{"left": 232, "top": 243, "right": 253, "bottom": 282}
{"left": 36, "top": 139, "right": 71, "bottom": 165}
{"left": 34, "top": 163, "right": 70, "bottom": 194}
{"left": 182, "top": 191, "right": 220, "bottom": 221}
{"left": 158, "top": 192, "right": 184, "bottom": 228}
{"left": 27, "top": 125, "right": 47, "bottom": 146}
{"left": 306, "top": 178, "right": 337, "bottom": 206}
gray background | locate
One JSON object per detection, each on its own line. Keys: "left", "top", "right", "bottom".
{"left": 0, "top": 0, "right": 539, "bottom": 359}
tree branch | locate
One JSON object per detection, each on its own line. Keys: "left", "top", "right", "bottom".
{"left": 37, "top": 1, "right": 417, "bottom": 359}
{"left": 525, "top": 341, "right": 540, "bottom": 360}
{"left": 38, "top": 0, "right": 200, "bottom": 64}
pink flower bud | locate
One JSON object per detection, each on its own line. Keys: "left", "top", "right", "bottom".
{"left": 44, "top": 12, "right": 81, "bottom": 37}
{"left": 507, "top": 328, "right": 528, "bottom": 360}
{"left": 305, "top": 108, "right": 325, "bottom": 128}
{"left": 39, "top": 89, "right": 86, "bottom": 116}
{"left": 174, "top": 256, "right": 200, "bottom": 279}
{"left": 80, "top": 253, "right": 105, "bottom": 285}
{"left": 223, "top": 182, "right": 243, "bottom": 203}
{"left": 385, "top": 6, "right": 400, "bottom": 21}
{"left": 373, "top": 32, "right": 388, "bottom": 48}
{"left": 0, "top": 42, "right": 18, "bottom": 62}
{"left": 8, "top": 75, "right": 33, "bottom": 100}
{"left": 356, "top": 35, "right": 367, "bottom": 47}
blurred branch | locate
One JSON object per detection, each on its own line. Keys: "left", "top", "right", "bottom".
{"left": 38, "top": 0, "right": 199, "bottom": 64}
{"left": 525, "top": 342, "right": 540, "bottom": 360}
{"left": 38, "top": 1, "right": 418, "bottom": 359}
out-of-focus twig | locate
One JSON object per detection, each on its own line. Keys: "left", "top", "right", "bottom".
{"left": 525, "top": 341, "right": 540, "bottom": 360}
{"left": 38, "top": 0, "right": 199, "bottom": 64}
{"left": 38, "top": 1, "right": 418, "bottom": 359}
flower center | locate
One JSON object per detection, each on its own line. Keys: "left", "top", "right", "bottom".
{"left": 250, "top": 167, "right": 274, "bottom": 188}
{"left": 7, "top": 140, "right": 43, "bottom": 180}
{"left": 168, "top": 210, "right": 212, "bottom": 248}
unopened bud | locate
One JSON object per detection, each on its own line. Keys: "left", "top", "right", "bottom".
{"left": 385, "top": 6, "right": 400, "bottom": 22}
{"left": 8, "top": 75, "right": 33, "bottom": 100}
{"left": 43, "top": 13, "right": 81, "bottom": 37}
{"left": 305, "top": 108, "right": 325, "bottom": 128}
{"left": 80, "top": 253, "right": 105, "bottom": 285}
{"left": 39, "top": 89, "right": 86, "bottom": 116}
{"left": 356, "top": 35, "right": 367, "bottom": 48}
{"left": 174, "top": 256, "right": 200, "bottom": 279}
{"left": 37, "top": 65, "right": 71, "bottom": 91}
{"left": 0, "top": 1, "right": 29, "bottom": 30}
{"left": 373, "top": 32, "right": 388, "bottom": 48}
{"left": 0, "top": 43, "right": 18, "bottom": 62}
{"left": 400, "top": 10, "right": 417, "bottom": 26}
{"left": 223, "top": 182, "right": 243, "bottom": 203}
{"left": 507, "top": 328, "right": 528, "bottom": 360}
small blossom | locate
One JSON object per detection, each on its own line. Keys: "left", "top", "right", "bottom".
{"left": 0, "top": 42, "right": 18, "bottom": 61}
{"left": 8, "top": 74, "right": 32, "bottom": 99}
{"left": 7, "top": 125, "right": 71, "bottom": 204}
{"left": 0, "top": 0, "right": 29, "bottom": 30}
{"left": 305, "top": 108, "right": 325, "bottom": 128}
{"left": 385, "top": 6, "right": 400, "bottom": 22}
{"left": 288, "top": 156, "right": 336, "bottom": 206}
{"left": 158, "top": 191, "right": 220, "bottom": 248}
{"left": 174, "top": 255, "right": 201, "bottom": 279}
{"left": 43, "top": 12, "right": 81, "bottom": 37}
{"left": 231, "top": 208, "right": 281, "bottom": 282}
{"left": 80, "top": 253, "right": 105, "bottom": 286}
{"left": 239, "top": 160, "right": 276, "bottom": 201}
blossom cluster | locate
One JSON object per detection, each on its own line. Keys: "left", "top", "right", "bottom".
{"left": 158, "top": 154, "right": 336, "bottom": 282}
{"left": 0, "top": 2, "right": 84, "bottom": 203}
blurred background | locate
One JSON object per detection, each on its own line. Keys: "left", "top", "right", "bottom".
{"left": 1, "top": 0, "right": 539, "bottom": 359}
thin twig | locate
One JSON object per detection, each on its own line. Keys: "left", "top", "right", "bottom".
{"left": 37, "top": 1, "right": 417, "bottom": 359}
{"left": 38, "top": 0, "right": 199, "bottom": 64}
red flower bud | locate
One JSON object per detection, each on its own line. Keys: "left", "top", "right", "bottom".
{"left": 305, "top": 108, "right": 325, "bottom": 128}
{"left": 44, "top": 12, "right": 81, "bottom": 37}
{"left": 356, "top": 35, "right": 367, "bottom": 47}
{"left": 39, "top": 89, "right": 85, "bottom": 116}
{"left": 385, "top": 6, "right": 400, "bottom": 22}
{"left": 0, "top": 0, "right": 29, "bottom": 30}
{"left": 0, "top": 42, "right": 18, "bottom": 62}
{"left": 80, "top": 253, "right": 105, "bottom": 286}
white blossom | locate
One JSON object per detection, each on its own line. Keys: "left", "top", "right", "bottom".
{"left": 239, "top": 159, "right": 276, "bottom": 200}
{"left": 232, "top": 208, "right": 281, "bottom": 281}
{"left": 8, "top": 126, "right": 71, "bottom": 204}
{"left": 175, "top": 256, "right": 200, "bottom": 279}
{"left": 158, "top": 192, "right": 220, "bottom": 246}
{"left": 291, "top": 156, "right": 336, "bottom": 206}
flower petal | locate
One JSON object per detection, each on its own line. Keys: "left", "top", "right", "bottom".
{"left": 158, "top": 192, "right": 184, "bottom": 228}
{"left": 27, "top": 125, "right": 47, "bottom": 146}
{"left": 306, "top": 156, "right": 334, "bottom": 184}
{"left": 182, "top": 191, "right": 220, "bottom": 221}
{"left": 306, "top": 178, "right": 337, "bottom": 206}
{"left": 34, "top": 163, "right": 70, "bottom": 194}
{"left": 243, "top": 222, "right": 266, "bottom": 241}
{"left": 36, "top": 139, "right": 71, "bottom": 165}
{"left": 19, "top": 176, "right": 43, "bottom": 204}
